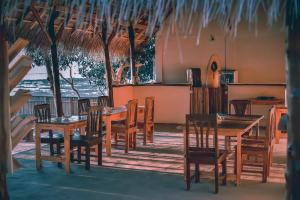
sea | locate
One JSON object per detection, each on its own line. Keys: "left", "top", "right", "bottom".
{"left": 14, "top": 79, "right": 104, "bottom": 98}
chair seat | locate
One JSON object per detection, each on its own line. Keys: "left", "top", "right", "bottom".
{"left": 188, "top": 147, "right": 228, "bottom": 164}
{"left": 40, "top": 132, "right": 64, "bottom": 143}
{"left": 71, "top": 134, "right": 100, "bottom": 146}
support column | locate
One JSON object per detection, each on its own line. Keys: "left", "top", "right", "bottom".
{"left": 128, "top": 23, "right": 137, "bottom": 85}
{"left": 0, "top": 24, "right": 11, "bottom": 200}
{"left": 101, "top": 20, "right": 114, "bottom": 107}
{"left": 285, "top": 4, "right": 300, "bottom": 199}
{"left": 48, "top": 9, "right": 63, "bottom": 117}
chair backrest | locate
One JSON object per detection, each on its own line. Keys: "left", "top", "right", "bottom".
{"left": 34, "top": 103, "right": 51, "bottom": 122}
{"left": 86, "top": 106, "right": 103, "bottom": 138}
{"left": 126, "top": 99, "right": 138, "bottom": 129}
{"left": 144, "top": 97, "right": 155, "bottom": 124}
{"left": 78, "top": 98, "right": 91, "bottom": 115}
{"left": 267, "top": 106, "right": 276, "bottom": 147}
{"left": 185, "top": 114, "right": 219, "bottom": 157}
{"left": 229, "top": 99, "right": 251, "bottom": 115}
{"left": 97, "top": 96, "right": 109, "bottom": 107}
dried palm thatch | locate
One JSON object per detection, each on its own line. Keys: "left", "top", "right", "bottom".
{"left": 1, "top": 0, "right": 299, "bottom": 57}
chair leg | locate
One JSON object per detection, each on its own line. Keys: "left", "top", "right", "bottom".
{"left": 133, "top": 132, "right": 137, "bottom": 149}
{"left": 114, "top": 132, "right": 118, "bottom": 147}
{"left": 234, "top": 146, "right": 237, "bottom": 175}
{"left": 57, "top": 143, "right": 62, "bottom": 168}
{"left": 98, "top": 137, "right": 103, "bottom": 166}
{"left": 222, "top": 159, "right": 227, "bottom": 185}
{"left": 143, "top": 125, "right": 147, "bottom": 145}
{"left": 77, "top": 145, "right": 81, "bottom": 164}
{"left": 262, "top": 152, "right": 268, "bottom": 183}
{"left": 185, "top": 161, "right": 191, "bottom": 191}
{"left": 214, "top": 163, "right": 219, "bottom": 194}
{"left": 85, "top": 145, "right": 90, "bottom": 170}
{"left": 49, "top": 141, "right": 54, "bottom": 156}
{"left": 195, "top": 164, "right": 200, "bottom": 183}
{"left": 125, "top": 131, "right": 129, "bottom": 153}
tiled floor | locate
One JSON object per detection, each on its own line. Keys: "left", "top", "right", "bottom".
{"left": 9, "top": 124, "right": 286, "bottom": 199}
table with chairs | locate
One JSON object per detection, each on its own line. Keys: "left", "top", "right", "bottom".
{"left": 34, "top": 96, "right": 155, "bottom": 173}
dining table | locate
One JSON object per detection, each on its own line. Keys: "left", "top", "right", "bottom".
{"left": 35, "top": 106, "right": 145, "bottom": 174}
{"left": 216, "top": 114, "right": 264, "bottom": 186}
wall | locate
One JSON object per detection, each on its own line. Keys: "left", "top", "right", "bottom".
{"left": 155, "top": 13, "right": 285, "bottom": 84}
{"left": 113, "top": 85, "right": 190, "bottom": 124}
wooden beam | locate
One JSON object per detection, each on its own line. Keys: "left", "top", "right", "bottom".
{"left": 0, "top": 24, "right": 11, "bottom": 200}
{"left": 31, "top": 6, "right": 52, "bottom": 45}
{"left": 8, "top": 38, "right": 29, "bottom": 63}
{"left": 10, "top": 90, "right": 32, "bottom": 116}
{"left": 128, "top": 22, "right": 137, "bottom": 84}
{"left": 285, "top": 3, "right": 300, "bottom": 199}
{"left": 9, "top": 55, "right": 32, "bottom": 91}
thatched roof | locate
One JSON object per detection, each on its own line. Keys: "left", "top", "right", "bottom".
{"left": 1, "top": 0, "right": 299, "bottom": 57}
{"left": 4, "top": 1, "right": 163, "bottom": 57}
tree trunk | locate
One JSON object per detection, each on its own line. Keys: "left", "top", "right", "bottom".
{"left": 50, "top": 42, "right": 63, "bottom": 117}
{"left": 48, "top": 9, "right": 63, "bottom": 117}
{"left": 285, "top": 5, "right": 300, "bottom": 200}
{"left": 101, "top": 20, "right": 114, "bottom": 107}
{"left": 128, "top": 23, "right": 137, "bottom": 85}
{"left": 43, "top": 52, "right": 55, "bottom": 94}
{"left": 0, "top": 25, "right": 11, "bottom": 200}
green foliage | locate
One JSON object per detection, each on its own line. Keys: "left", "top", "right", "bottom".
{"left": 24, "top": 36, "right": 155, "bottom": 93}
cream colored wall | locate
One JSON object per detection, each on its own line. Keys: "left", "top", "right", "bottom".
{"left": 113, "top": 86, "right": 134, "bottom": 107}
{"left": 155, "top": 14, "right": 285, "bottom": 84}
{"left": 113, "top": 85, "right": 190, "bottom": 124}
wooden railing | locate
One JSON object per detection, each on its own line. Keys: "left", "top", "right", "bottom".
{"left": 17, "top": 96, "right": 99, "bottom": 116}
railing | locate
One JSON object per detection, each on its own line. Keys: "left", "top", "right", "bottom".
{"left": 18, "top": 96, "right": 99, "bottom": 116}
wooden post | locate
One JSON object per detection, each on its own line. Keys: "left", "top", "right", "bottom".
{"left": 128, "top": 23, "right": 137, "bottom": 85}
{"left": 0, "top": 24, "right": 11, "bottom": 200}
{"left": 48, "top": 9, "right": 63, "bottom": 117}
{"left": 101, "top": 20, "right": 114, "bottom": 107}
{"left": 285, "top": 5, "right": 300, "bottom": 199}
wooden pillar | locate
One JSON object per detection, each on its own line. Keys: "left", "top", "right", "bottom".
{"left": 285, "top": 5, "right": 300, "bottom": 199}
{"left": 0, "top": 24, "right": 11, "bottom": 200}
{"left": 101, "top": 20, "right": 114, "bottom": 107}
{"left": 48, "top": 9, "right": 63, "bottom": 117}
{"left": 128, "top": 23, "right": 137, "bottom": 85}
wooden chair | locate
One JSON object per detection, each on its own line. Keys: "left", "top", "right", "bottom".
{"left": 112, "top": 99, "right": 138, "bottom": 153}
{"left": 71, "top": 106, "right": 103, "bottom": 170}
{"left": 97, "top": 96, "right": 109, "bottom": 107}
{"left": 185, "top": 114, "right": 227, "bottom": 194}
{"left": 229, "top": 99, "right": 251, "bottom": 115}
{"left": 138, "top": 97, "right": 154, "bottom": 145}
{"left": 78, "top": 98, "right": 91, "bottom": 115}
{"left": 235, "top": 107, "right": 276, "bottom": 182}
{"left": 34, "top": 104, "right": 64, "bottom": 163}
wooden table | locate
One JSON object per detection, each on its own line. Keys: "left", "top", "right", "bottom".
{"left": 216, "top": 114, "right": 264, "bottom": 186}
{"left": 35, "top": 106, "right": 145, "bottom": 174}
{"left": 249, "top": 98, "right": 284, "bottom": 105}
{"left": 35, "top": 116, "right": 87, "bottom": 174}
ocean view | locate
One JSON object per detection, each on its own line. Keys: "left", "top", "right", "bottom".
{"left": 15, "top": 79, "right": 104, "bottom": 98}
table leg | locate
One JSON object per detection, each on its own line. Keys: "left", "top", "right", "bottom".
{"left": 236, "top": 134, "right": 241, "bottom": 186}
{"left": 275, "top": 110, "right": 281, "bottom": 144}
{"left": 35, "top": 126, "right": 42, "bottom": 170}
{"left": 105, "top": 117, "right": 112, "bottom": 156}
{"left": 64, "top": 128, "right": 71, "bottom": 174}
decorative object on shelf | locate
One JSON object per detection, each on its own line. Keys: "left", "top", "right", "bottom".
{"left": 205, "top": 54, "right": 222, "bottom": 88}
{"left": 220, "top": 69, "right": 238, "bottom": 84}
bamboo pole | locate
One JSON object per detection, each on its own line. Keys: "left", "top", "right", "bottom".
{"left": 128, "top": 23, "right": 137, "bottom": 85}
{"left": 0, "top": 25, "right": 11, "bottom": 200}
{"left": 101, "top": 20, "right": 114, "bottom": 107}
{"left": 285, "top": 7, "right": 300, "bottom": 199}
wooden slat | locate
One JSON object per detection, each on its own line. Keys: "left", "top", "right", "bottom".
{"left": 10, "top": 89, "right": 32, "bottom": 116}
{"left": 40, "top": 155, "right": 65, "bottom": 163}
{"left": 8, "top": 38, "right": 29, "bottom": 63}
{"left": 9, "top": 55, "right": 32, "bottom": 91}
